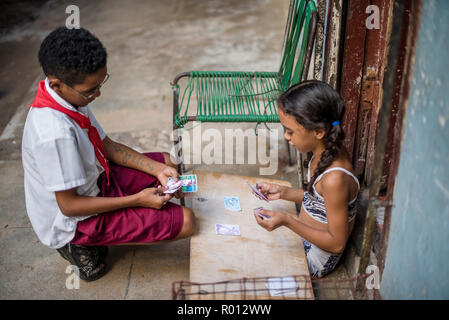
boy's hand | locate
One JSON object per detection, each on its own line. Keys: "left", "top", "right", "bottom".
{"left": 253, "top": 209, "right": 286, "bottom": 231}
{"left": 137, "top": 187, "right": 173, "bottom": 209}
{"left": 156, "top": 165, "right": 186, "bottom": 199}
{"left": 256, "top": 182, "right": 284, "bottom": 201}
{"left": 156, "top": 165, "right": 179, "bottom": 186}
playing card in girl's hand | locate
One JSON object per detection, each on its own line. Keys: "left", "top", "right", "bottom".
{"left": 246, "top": 181, "right": 270, "bottom": 202}
{"left": 253, "top": 207, "right": 270, "bottom": 220}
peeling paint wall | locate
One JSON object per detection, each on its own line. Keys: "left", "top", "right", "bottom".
{"left": 380, "top": 0, "right": 449, "bottom": 299}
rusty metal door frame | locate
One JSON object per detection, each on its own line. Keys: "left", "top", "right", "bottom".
{"left": 347, "top": 0, "right": 394, "bottom": 185}
{"left": 376, "top": 0, "right": 422, "bottom": 275}
{"left": 338, "top": 0, "right": 394, "bottom": 278}
{"left": 338, "top": 0, "right": 422, "bottom": 277}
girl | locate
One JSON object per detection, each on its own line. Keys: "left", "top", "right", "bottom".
{"left": 254, "top": 80, "right": 360, "bottom": 278}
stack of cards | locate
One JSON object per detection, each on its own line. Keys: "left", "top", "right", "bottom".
{"left": 253, "top": 207, "right": 270, "bottom": 220}
{"left": 165, "top": 174, "right": 198, "bottom": 193}
{"left": 163, "top": 180, "right": 184, "bottom": 194}
{"left": 246, "top": 182, "right": 270, "bottom": 202}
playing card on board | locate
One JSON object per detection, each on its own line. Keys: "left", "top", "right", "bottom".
{"left": 215, "top": 224, "right": 241, "bottom": 236}
{"left": 224, "top": 196, "right": 241, "bottom": 211}
{"left": 266, "top": 276, "right": 299, "bottom": 296}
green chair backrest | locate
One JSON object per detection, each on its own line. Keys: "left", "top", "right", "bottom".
{"left": 278, "top": 0, "right": 317, "bottom": 89}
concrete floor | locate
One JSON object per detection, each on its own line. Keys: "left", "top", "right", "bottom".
{"left": 0, "top": 0, "right": 306, "bottom": 299}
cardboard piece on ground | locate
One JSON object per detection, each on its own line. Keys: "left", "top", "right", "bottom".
{"left": 189, "top": 170, "right": 314, "bottom": 300}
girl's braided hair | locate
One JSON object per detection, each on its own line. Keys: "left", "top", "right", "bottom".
{"left": 278, "top": 80, "right": 345, "bottom": 193}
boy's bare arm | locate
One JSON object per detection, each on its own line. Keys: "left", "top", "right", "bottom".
{"left": 55, "top": 187, "right": 172, "bottom": 217}
{"left": 102, "top": 136, "right": 167, "bottom": 177}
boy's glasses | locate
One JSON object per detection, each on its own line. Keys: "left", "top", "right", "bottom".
{"left": 63, "top": 73, "right": 110, "bottom": 100}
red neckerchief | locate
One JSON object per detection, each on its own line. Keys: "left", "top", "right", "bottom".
{"left": 30, "top": 80, "right": 110, "bottom": 185}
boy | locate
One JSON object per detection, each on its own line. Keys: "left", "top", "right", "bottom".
{"left": 22, "top": 27, "right": 195, "bottom": 282}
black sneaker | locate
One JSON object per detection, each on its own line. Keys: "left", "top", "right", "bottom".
{"left": 57, "top": 243, "right": 108, "bottom": 282}
{"left": 84, "top": 246, "right": 109, "bottom": 260}
{"left": 95, "top": 246, "right": 109, "bottom": 259}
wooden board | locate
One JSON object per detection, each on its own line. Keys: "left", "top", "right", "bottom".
{"left": 189, "top": 170, "right": 314, "bottom": 299}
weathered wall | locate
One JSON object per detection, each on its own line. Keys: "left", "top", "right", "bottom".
{"left": 380, "top": 0, "right": 449, "bottom": 299}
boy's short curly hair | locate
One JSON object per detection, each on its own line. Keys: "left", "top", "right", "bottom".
{"left": 38, "top": 27, "right": 107, "bottom": 86}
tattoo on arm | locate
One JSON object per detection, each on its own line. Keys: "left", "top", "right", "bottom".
{"left": 112, "top": 143, "right": 125, "bottom": 154}
{"left": 113, "top": 143, "right": 154, "bottom": 172}
{"left": 145, "top": 162, "right": 154, "bottom": 172}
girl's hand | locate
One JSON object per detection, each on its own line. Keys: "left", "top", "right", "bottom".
{"left": 137, "top": 187, "right": 173, "bottom": 209}
{"left": 253, "top": 209, "right": 287, "bottom": 231}
{"left": 255, "top": 182, "right": 284, "bottom": 201}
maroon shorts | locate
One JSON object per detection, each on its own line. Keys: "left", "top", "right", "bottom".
{"left": 70, "top": 152, "right": 184, "bottom": 246}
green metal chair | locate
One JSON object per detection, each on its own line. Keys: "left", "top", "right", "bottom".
{"left": 171, "top": 0, "right": 318, "bottom": 173}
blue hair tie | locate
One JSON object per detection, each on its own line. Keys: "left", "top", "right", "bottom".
{"left": 332, "top": 120, "right": 340, "bottom": 127}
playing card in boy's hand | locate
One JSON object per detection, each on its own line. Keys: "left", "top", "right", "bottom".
{"left": 167, "top": 174, "right": 197, "bottom": 193}
{"left": 179, "top": 174, "right": 197, "bottom": 192}
{"left": 163, "top": 179, "right": 184, "bottom": 194}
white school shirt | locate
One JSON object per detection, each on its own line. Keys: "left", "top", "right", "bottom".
{"left": 22, "top": 78, "right": 107, "bottom": 249}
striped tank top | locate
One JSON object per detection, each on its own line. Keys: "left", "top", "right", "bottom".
{"left": 302, "top": 158, "right": 360, "bottom": 224}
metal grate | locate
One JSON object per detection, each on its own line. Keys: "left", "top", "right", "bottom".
{"left": 172, "top": 274, "right": 381, "bottom": 300}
